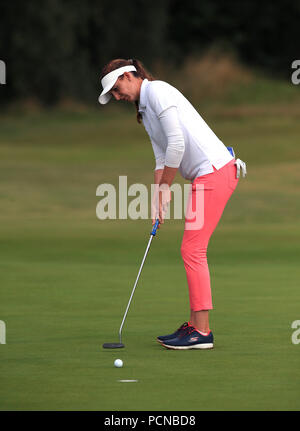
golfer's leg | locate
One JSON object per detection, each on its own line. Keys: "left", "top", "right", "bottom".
{"left": 182, "top": 160, "right": 239, "bottom": 332}
{"left": 181, "top": 229, "right": 213, "bottom": 314}
{"left": 190, "top": 310, "right": 210, "bottom": 333}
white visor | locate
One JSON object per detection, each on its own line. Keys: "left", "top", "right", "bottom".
{"left": 98, "top": 65, "right": 137, "bottom": 104}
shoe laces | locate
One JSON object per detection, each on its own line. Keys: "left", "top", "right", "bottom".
{"left": 179, "top": 325, "right": 196, "bottom": 338}
{"left": 177, "top": 322, "right": 189, "bottom": 332}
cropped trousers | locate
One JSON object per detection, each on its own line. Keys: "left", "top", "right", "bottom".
{"left": 181, "top": 159, "right": 239, "bottom": 311}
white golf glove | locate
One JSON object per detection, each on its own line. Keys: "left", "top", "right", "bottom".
{"left": 235, "top": 159, "right": 247, "bottom": 178}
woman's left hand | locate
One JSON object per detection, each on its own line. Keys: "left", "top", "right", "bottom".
{"left": 158, "top": 184, "right": 171, "bottom": 225}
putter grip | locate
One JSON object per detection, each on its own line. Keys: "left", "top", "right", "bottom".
{"left": 151, "top": 219, "right": 160, "bottom": 236}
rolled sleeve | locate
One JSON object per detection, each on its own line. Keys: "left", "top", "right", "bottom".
{"left": 159, "top": 106, "right": 185, "bottom": 168}
{"left": 150, "top": 137, "right": 165, "bottom": 170}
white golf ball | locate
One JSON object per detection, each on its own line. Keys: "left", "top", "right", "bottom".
{"left": 114, "top": 359, "right": 123, "bottom": 368}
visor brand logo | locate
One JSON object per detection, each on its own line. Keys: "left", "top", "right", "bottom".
{"left": 0, "top": 320, "right": 6, "bottom": 344}
{"left": 0, "top": 60, "right": 6, "bottom": 85}
{"left": 291, "top": 60, "right": 300, "bottom": 85}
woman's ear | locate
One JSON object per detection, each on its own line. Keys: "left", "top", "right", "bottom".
{"left": 123, "top": 72, "right": 131, "bottom": 81}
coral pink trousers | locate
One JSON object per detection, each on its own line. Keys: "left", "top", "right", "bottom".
{"left": 181, "top": 159, "right": 239, "bottom": 311}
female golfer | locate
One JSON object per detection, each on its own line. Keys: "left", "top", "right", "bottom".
{"left": 99, "top": 58, "right": 245, "bottom": 350}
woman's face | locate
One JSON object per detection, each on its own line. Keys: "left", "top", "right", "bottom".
{"left": 110, "top": 72, "right": 142, "bottom": 103}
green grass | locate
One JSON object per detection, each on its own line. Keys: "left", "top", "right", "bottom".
{"left": 0, "top": 97, "right": 300, "bottom": 410}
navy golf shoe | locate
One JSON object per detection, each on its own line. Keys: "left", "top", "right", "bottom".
{"left": 161, "top": 326, "right": 214, "bottom": 350}
{"left": 157, "top": 322, "right": 191, "bottom": 344}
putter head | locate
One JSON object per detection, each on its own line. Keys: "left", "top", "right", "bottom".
{"left": 103, "top": 343, "right": 125, "bottom": 349}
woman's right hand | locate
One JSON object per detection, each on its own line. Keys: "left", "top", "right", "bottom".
{"left": 151, "top": 198, "right": 160, "bottom": 228}
{"left": 151, "top": 183, "right": 171, "bottom": 227}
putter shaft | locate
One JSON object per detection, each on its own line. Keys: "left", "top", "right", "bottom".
{"left": 118, "top": 219, "right": 159, "bottom": 344}
{"left": 118, "top": 234, "right": 154, "bottom": 344}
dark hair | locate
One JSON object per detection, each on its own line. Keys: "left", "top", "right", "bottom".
{"left": 100, "top": 58, "right": 155, "bottom": 123}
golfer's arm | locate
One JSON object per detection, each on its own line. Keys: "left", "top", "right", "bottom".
{"left": 159, "top": 166, "right": 178, "bottom": 187}
{"left": 154, "top": 168, "right": 163, "bottom": 185}
{"left": 157, "top": 107, "right": 183, "bottom": 186}
{"left": 154, "top": 166, "right": 178, "bottom": 187}
{"left": 152, "top": 167, "right": 177, "bottom": 225}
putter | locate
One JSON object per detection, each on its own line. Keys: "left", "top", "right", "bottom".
{"left": 103, "top": 219, "right": 160, "bottom": 349}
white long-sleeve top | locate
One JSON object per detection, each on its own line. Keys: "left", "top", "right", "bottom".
{"left": 138, "top": 79, "right": 233, "bottom": 181}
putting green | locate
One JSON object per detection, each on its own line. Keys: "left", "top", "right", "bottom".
{"left": 0, "top": 105, "right": 299, "bottom": 410}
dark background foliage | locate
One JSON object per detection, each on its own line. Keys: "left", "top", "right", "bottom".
{"left": 0, "top": 0, "right": 298, "bottom": 105}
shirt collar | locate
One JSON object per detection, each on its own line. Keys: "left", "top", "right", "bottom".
{"left": 138, "top": 79, "right": 149, "bottom": 111}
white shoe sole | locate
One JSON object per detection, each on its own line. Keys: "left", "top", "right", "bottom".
{"left": 162, "top": 343, "right": 214, "bottom": 350}
{"left": 157, "top": 338, "right": 168, "bottom": 344}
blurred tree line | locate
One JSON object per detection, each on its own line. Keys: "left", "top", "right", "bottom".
{"left": 0, "top": 0, "right": 299, "bottom": 106}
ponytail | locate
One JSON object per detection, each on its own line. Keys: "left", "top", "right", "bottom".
{"left": 131, "top": 59, "right": 154, "bottom": 123}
